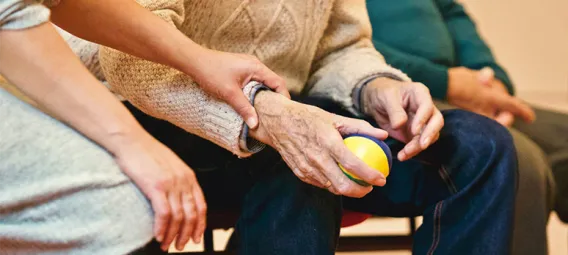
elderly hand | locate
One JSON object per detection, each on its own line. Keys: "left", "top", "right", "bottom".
{"left": 361, "top": 78, "right": 444, "bottom": 161}
{"left": 249, "top": 91, "right": 388, "bottom": 198}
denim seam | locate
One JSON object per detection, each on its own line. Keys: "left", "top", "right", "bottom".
{"left": 427, "top": 201, "right": 444, "bottom": 255}
{"left": 438, "top": 165, "right": 458, "bottom": 194}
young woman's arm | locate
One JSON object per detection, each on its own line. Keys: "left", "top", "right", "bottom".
{"left": 0, "top": 21, "right": 204, "bottom": 252}
{"left": 50, "top": 0, "right": 288, "bottom": 128}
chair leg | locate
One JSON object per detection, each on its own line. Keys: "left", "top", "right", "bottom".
{"left": 409, "top": 217, "right": 417, "bottom": 236}
{"left": 204, "top": 228, "right": 214, "bottom": 252}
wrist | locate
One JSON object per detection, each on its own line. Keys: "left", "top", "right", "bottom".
{"left": 360, "top": 77, "right": 392, "bottom": 115}
{"left": 172, "top": 40, "right": 207, "bottom": 76}
{"left": 248, "top": 90, "right": 292, "bottom": 147}
{"left": 101, "top": 123, "right": 155, "bottom": 157}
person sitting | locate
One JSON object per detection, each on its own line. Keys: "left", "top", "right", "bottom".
{"left": 366, "top": 0, "right": 562, "bottom": 254}
{"left": 0, "top": 0, "right": 287, "bottom": 253}
{"left": 85, "top": 0, "right": 521, "bottom": 254}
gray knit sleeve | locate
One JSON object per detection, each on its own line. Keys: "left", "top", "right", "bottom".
{"left": 0, "top": 0, "right": 51, "bottom": 30}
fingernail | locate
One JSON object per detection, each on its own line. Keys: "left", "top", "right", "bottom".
{"left": 156, "top": 235, "right": 163, "bottom": 242}
{"left": 377, "top": 178, "right": 386, "bottom": 186}
{"left": 196, "top": 236, "right": 202, "bottom": 244}
{"left": 246, "top": 117, "right": 258, "bottom": 129}
{"left": 421, "top": 137, "right": 431, "bottom": 148}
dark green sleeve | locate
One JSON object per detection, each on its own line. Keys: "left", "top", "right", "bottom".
{"left": 372, "top": 39, "right": 449, "bottom": 100}
{"left": 435, "top": 0, "right": 515, "bottom": 95}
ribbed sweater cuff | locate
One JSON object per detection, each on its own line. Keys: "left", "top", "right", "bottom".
{"left": 238, "top": 81, "right": 269, "bottom": 155}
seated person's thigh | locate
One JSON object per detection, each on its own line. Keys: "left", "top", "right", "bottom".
{"left": 0, "top": 89, "right": 153, "bottom": 255}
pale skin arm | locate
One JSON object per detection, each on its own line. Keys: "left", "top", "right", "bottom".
{"left": 0, "top": 23, "right": 205, "bottom": 251}
{"left": 50, "top": 0, "right": 289, "bottom": 128}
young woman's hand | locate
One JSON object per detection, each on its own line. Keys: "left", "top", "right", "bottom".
{"left": 109, "top": 132, "right": 207, "bottom": 251}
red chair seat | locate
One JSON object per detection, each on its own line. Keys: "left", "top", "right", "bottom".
{"left": 341, "top": 211, "right": 372, "bottom": 228}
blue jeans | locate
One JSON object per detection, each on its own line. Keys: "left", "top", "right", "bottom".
{"left": 126, "top": 97, "right": 517, "bottom": 255}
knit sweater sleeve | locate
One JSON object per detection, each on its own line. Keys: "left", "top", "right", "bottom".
{"left": 99, "top": 0, "right": 264, "bottom": 158}
{"left": 306, "top": 0, "right": 410, "bottom": 115}
{"left": 371, "top": 39, "right": 450, "bottom": 100}
{"left": 0, "top": 0, "right": 50, "bottom": 30}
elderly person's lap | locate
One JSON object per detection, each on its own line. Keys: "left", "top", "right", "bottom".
{"left": 125, "top": 95, "right": 517, "bottom": 255}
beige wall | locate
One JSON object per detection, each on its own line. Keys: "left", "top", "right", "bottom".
{"left": 459, "top": 0, "right": 568, "bottom": 100}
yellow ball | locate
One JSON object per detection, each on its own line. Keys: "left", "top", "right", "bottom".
{"left": 339, "top": 135, "right": 392, "bottom": 186}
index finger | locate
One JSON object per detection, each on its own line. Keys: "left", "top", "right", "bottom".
{"left": 321, "top": 155, "right": 373, "bottom": 198}
{"left": 409, "top": 85, "right": 435, "bottom": 136}
{"left": 329, "top": 138, "right": 387, "bottom": 187}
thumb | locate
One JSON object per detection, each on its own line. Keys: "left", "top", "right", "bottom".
{"left": 478, "top": 67, "right": 495, "bottom": 86}
{"left": 226, "top": 91, "right": 259, "bottom": 129}
{"left": 252, "top": 65, "right": 290, "bottom": 99}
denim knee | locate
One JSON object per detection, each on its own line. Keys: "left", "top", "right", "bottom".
{"left": 439, "top": 110, "right": 518, "bottom": 191}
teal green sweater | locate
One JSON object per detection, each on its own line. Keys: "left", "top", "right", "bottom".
{"left": 366, "top": 0, "right": 514, "bottom": 100}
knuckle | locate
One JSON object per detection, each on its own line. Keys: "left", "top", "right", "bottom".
{"left": 155, "top": 177, "right": 174, "bottom": 191}
{"left": 158, "top": 208, "right": 171, "bottom": 218}
{"left": 297, "top": 161, "right": 311, "bottom": 172}
{"left": 366, "top": 172, "right": 382, "bottom": 183}
{"left": 174, "top": 171, "right": 187, "bottom": 180}
{"left": 307, "top": 156, "right": 325, "bottom": 168}
{"left": 198, "top": 206, "right": 207, "bottom": 216}
{"left": 298, "top": 176, "right": 310, "bottom": 183}
{"left": 336, "top": 182, "right": 352, "bottom": 195}
{"left": 172, "top": 211, "right": 184, "bottom": 222}
{"left": 339, "top": 160, "right": 357, "bottom": 172}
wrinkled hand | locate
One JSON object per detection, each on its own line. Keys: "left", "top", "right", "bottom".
{"left": 361, "top": 78, "right": 444, "bottom": 161}
{"left": 109, "top": 131, "right": 207, "bottom": 251}
{"left": 250, "top": 91, "right": 388, "bottom": 198}
{"left": 188, "top": 48, "right": 289, "bottom": 129}
{"left": 447, "top": 67, "right": 534, "bottom": 124}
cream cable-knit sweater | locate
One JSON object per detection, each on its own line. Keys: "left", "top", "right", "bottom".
{"left": 99, "top": 0, "right": 410, "bottom": 158}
